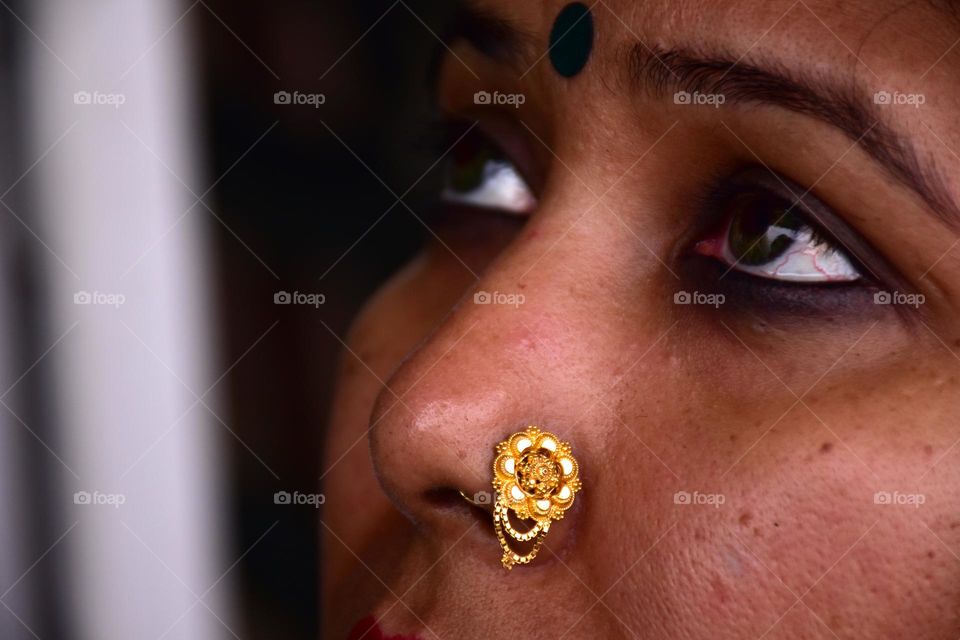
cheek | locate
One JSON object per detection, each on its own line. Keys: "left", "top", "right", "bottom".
{"left": 583, "top": 446, "right": 960, "bottom": 637}
{"left": 573, "top": 354, "right": 960, "bottom": 637}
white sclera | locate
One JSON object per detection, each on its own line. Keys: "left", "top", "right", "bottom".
{"left": 440, "top": 160, "right": 536, "bottom": 215}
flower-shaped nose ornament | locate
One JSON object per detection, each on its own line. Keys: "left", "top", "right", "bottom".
{"left": 492, "top": 426, "right": 582, "bottom": 569}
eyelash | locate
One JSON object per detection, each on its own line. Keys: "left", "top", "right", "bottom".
{"left": 693, "top": 186, "right": 862, "bottom": 284}
{"left": 432, "top": 122, "right": 881, "bottom": 297}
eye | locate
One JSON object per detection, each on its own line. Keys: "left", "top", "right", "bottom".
{"left": 441, "top": 127, "right": 535, "bottom": 214}
{"left": 694, "top": 189, "right": 861, "bottom": 283}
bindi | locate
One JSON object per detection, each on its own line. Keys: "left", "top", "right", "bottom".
{"left": 549, "top": 2, "right": 594, "bottom": 78}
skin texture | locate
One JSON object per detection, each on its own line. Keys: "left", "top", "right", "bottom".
{"left": 322, "top": 1, "right": 960, "bottom": 638}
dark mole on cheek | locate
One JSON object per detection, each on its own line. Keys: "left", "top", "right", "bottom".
{"left": 820, "top": 442, "right": 833, "bottom": 454}
{"left": 549, "top": 3, "right": 594, "bottom": 78}
{"left": 738, "top": 512, "right": 752, "bottom": 526}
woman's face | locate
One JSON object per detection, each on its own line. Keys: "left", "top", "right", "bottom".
{"left": 322, "top": 0, "right": 960, "bottom": 637}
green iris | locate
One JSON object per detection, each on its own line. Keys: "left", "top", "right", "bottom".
{"left": 727, "top": 194, "right": 804, "bottom": 266}
{"left": 448, "top": 136, "right": 497, "bottom": 194}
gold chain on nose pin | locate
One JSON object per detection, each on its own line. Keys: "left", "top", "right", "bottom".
{"left": 491, "top": 426, "right": 581, "bottom": 569}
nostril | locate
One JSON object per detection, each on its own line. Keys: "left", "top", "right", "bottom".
{"left": 423, "top": 487, "right": 494, "bottom": 532}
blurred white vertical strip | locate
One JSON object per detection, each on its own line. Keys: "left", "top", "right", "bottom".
{"left": 26, "top": 0, "right": 231, "bottom": 639}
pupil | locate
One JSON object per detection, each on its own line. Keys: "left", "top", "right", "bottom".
{"left": 728, "top": 193, "right": 802, "bottom": 266}
{"left": 447, "top": 133, "right": 496, "bottom": 194}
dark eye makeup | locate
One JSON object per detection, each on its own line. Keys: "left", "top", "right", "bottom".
{"left": 680, "top": 167, "right": 919, "bottom": 315}
{"left": 429, "top": 120, "right": 917, "bottom": 315}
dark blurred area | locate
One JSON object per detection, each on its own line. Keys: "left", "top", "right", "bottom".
{"left": 198, "top": 1, "right": 452, "bottom": 637}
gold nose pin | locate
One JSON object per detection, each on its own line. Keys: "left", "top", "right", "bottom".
{"left": 491, "top": 426, "right": 581, "bottom": 569}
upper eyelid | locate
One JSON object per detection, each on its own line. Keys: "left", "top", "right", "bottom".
{"left": 703, "top": 168, "right": 913, "bottom": 291}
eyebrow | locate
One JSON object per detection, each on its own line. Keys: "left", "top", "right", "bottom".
{"left": 443, "top": 5, "right": 960, "bottom": 231}
{"left": 629, "top": 46, "right": 960, "bottom": 229}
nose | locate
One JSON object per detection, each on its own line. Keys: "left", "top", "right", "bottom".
{"left": 366, "top": 191, "right": 618, "bottom": 550}
{"left": 366, "top": 144, "right": 674, "bottom": 556}
{"left": 368, "top": 305, "right": 536, "bottom": 534}
{"left": 367, "top": 262, "right": 601, "bottom": 549}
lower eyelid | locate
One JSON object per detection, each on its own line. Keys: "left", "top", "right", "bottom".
{"left": 680, "top": 255, "right": 881, "bottom": 317}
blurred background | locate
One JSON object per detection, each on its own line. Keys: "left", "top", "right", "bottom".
{"left": 0, "top": 0, "right": 453, "bottom": 638}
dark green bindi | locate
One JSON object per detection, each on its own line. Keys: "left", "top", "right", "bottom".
{"left": 549, "top": 3, "right": 594, "bottom": 78}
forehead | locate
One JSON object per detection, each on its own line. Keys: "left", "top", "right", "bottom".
{"left": 468, "top": 0, "right": 955, "bottom": 77}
